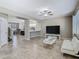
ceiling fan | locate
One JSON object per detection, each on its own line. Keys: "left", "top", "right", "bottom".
{"left": 39, "top": 8, "right": 54, "bottom": 16}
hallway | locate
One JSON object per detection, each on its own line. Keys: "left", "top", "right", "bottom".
{"left": 0, "top": 35, "right": 78, "bottom": 59}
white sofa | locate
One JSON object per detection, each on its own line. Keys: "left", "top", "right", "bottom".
{"left": 61, "top": 34, "right": 79, "bottom": 57}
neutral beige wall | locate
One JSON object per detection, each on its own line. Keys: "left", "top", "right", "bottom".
{"left": 41, "top": 16, "right": 72, "bottom": 39}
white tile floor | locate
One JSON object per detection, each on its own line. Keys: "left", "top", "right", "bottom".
{"left": 0, "top": 35, "right": 78, "bottom": 59}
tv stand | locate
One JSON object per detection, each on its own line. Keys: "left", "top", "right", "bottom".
{"left": 45, "top": 34, "right": 61, "bottom": 40}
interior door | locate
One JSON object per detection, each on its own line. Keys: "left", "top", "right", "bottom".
{"left": 0, "top": 17, "right": 8, "bottom": 46}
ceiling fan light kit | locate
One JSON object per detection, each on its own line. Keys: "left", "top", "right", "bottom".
{"left": 39, "top": 8, "right": 54, "bottom": 16}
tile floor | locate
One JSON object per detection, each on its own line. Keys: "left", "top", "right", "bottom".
{"left": 0, "top": 35, "right": 78, "bottom": 59}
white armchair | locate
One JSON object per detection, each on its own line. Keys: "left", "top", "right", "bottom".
{"left": 61, "top": 34, "right": 79, "bottom": 57}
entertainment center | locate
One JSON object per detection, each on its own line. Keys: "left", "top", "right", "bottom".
{"left": 45, "top": 34, "right": 61, "bottom": 40}
{"left": 43, "top": 25, "right": 61, "bottom": 45}
{"left": 45, "top": 26, "right": 61, "bottom": 40}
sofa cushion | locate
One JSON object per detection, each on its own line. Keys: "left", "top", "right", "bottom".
{"left": 62, "top": 40, "right": 74, "bottom": 51}
{"left": 72, "top": 36, "right": 79, "bottom": 53}
{"left": 72, "top": 36, "right": 78, "bottom": 44}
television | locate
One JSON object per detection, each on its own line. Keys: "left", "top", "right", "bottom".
{"left": 46, "top": 26, "right": 60, "bottom": 34}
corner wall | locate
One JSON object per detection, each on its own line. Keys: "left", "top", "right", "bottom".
{"left": 41, "top": 16, "right": 72, "bottom": 39}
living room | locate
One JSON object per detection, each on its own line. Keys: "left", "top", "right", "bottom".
{"left": 0, "top": 0, "right": 79, "bottom": 59}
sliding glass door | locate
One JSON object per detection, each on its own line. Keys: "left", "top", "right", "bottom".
{"left": 73, "top": 10, "right": 79, "bottom": 35}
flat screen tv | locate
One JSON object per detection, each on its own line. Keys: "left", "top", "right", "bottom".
{"left": 46, "top": 26, "right": 60, "bottom": 34}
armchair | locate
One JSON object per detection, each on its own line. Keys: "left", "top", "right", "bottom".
{"left": 61, "top": 34, "right": 79, "bottom": 57}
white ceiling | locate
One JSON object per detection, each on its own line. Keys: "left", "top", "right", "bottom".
{"left": 0, "top": 0, "right": 78, "bottom": 20}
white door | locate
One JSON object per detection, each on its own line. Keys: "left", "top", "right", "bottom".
{"left": 0, "top": 17, "right": 8, "bottom": 46}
